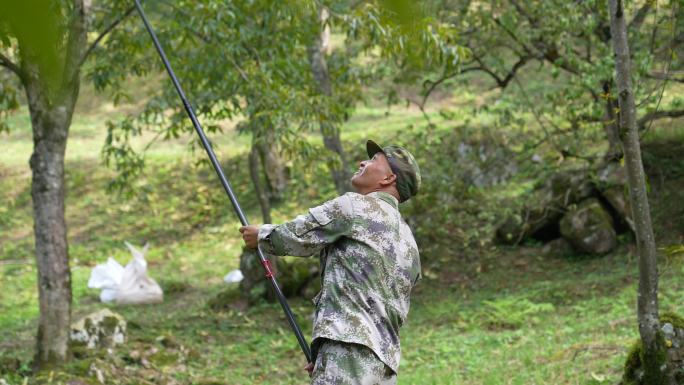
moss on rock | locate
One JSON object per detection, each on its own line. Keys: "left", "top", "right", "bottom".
{"left": 622, "top": 313, "right": 684, "bottom": 385}
{"left": 661, "top": 312, "right": 684, "bottom": 330}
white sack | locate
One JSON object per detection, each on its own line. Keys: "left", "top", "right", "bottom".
{"left": 87, "top": 242, "right": 163, "bottom": 305}
{"left": 223, "top": 269, "right": 244, "bottom": 284}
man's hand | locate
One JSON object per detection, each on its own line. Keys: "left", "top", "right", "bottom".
{"left": 304, "top": 362, "right": 314, "bottom": 377}
{"left": 239, "top": 225, "right": 260, "bottom": 249}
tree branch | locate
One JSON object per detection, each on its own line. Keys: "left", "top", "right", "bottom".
{"left": 460, "top": 55, "right": 530, "bottom": 90}
{"left": 492, "top": 17, "right": 539, "bottom": 60}
{"left": 492, "top": 16, "right": 580, "bottom": 76}
{"left": 419, "top": 70, "right": 458, "bottom": 109}
{"left": 645, "top": 71, "right": 684, "bottom": 83}
{"left": 61, "top": 0, "right": 88, "bottom": 95}
{"left": 0, "top": 51, "right": 23, "bottom": 79}
{"left": 628, "top": 2, "right": 652, "bottom": 32}
{"left": 638, "top": 109, "right": 684, "bottom": 131}
{"left": 508, "top": 0, "right": 537, "bottom": 27}
{"left": 498, "top": 56, "right": 530, "bottom": 88}
{"left": 79, "top": 5, "right": 136, "bottom": 66}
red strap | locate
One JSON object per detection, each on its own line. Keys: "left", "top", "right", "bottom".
{"left": 261, "top": 259, "right": 275, "bottom": 278}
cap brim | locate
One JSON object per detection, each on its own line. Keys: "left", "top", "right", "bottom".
{"left": 366, "top": 140, "right": 385, "bottom": 158}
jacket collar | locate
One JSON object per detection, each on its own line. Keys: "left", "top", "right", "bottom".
{"left": 367, "top": 191, "right": 399, "bottom": 210}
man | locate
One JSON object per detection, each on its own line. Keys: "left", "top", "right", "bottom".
{"left": 239, "top": 140, "right": 421, "bottom": 385}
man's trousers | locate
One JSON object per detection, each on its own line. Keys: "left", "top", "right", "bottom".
{"left": 311, "top": 339, "right": 396, "bottom": 385}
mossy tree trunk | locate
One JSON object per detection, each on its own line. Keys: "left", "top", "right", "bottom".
{"left": 607, "top": 1, "right": 664, "bottom": 384}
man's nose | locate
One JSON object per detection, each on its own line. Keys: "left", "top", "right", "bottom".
{"left": 359, "top": 160, "right": 367, "bottom": 168}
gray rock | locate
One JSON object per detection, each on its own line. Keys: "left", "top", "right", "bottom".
{"left": 595, "top": 161, "right": 634, "bottom": 234}
{"left": 597, "top": 161, "right": 628, "bottom": 187}
{"left": 495, "top": 169, "right": 594, "bottom": 245}
{"left": 455, "top": 140, "right": 518, "bottom": 188}
{"left": 602, "top": 186, "right": 635, "bottom": 233}
{"left": 542, "top": 237, "right": 574, "bottom": 257}
{"left": 549, "top": 170, "right": 595, "bottom": 205}
{"left": 496, "top": 214, "right": 525, "bottom": 244}
{"left": 663, "top": 323, "right": 676, "bottom": 338}
{"left": 559, "top": 198, "right": 617, "bottom": 255}
{"left": 70, "top": 309, "right": 126, "bottom": 349}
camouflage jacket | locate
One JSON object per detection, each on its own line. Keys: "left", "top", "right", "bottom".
{"left": 258, "top": 191, "right": 421, "bottom": 373}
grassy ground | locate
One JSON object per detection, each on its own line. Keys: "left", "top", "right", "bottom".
{"left": 2, "top": 83, "right": 684, "bottom": 385}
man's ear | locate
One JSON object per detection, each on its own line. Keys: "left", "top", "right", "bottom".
{"left": 380, "top": 173, "right": 397, "bottom": 187}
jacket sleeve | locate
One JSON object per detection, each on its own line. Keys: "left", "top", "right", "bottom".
{"left": 257, "top": 194, "right": 354, "bottom": 257}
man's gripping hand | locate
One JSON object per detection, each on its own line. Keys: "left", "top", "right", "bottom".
{"left": 304, "top": 362, "right": 314, "bottom": 377}
{"left": 239, "top": 225, "right": 260, "bottom": 249}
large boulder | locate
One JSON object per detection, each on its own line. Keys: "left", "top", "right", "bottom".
{"left": 496, "top": 205, "right": 562, "bottom": 244}
{"left": 597, "top": 161, "right": 628, "bottom": 187}
{"left": 559, "top": 198, "right": 617, "bottom": 255}
{"left": 70, "top": 309, "right": 126, "bottom": 349}
{"left": 549, "top": 169, "right": 594, "bottom": 205}
{"left": 596, "top": 161, "right": 635, "bottom": 232}
{"left": 455, "top": 140, "right": 518, "bottom": 187}
{"left": 602, "top": 186, "right": 635, "bottom": 232}
{"left": 496, "top": 169, "right": 592, "bottom": 244}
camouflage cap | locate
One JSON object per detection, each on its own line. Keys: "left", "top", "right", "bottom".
{"left": 367, "top": 140, "right": 421, "bottom": 202}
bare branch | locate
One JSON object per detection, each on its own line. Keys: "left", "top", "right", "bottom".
{"left": 499, "top": 56, "right": 529, "bottom": 88}
{"left": 628, "top": 2, "right": 652, "bottom": 32}
{"left": 638, "top": 109, "right": 684, "bottom": 131}
{"left": 460, "top": 55, "right": 530, "bottom": 90}
{"left": 79, "top": 5, "right": 136, "bottom": 66}
{"left": 645, "top": 71, "right": 684, "bottom": 83}
{"left": 419, "top": 70, "right": 458, "bottom": 109}
{"left": 404, "top": 96, "right": 435, "bottom": 130}
{"left": 492, "top": 17, "right": 580, "bottom": 75}
{"left": 0, "top": 51, "right": 23, "bottom": 79}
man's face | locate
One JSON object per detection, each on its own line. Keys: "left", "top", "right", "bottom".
{"left": 351, "top": 152, "right": 395, "bottom": 192}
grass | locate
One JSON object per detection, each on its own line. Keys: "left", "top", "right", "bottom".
{"left": 2, "top": 82, "right": 684, "bottom": 385}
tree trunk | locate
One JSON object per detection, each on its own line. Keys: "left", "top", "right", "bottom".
{"left": 608, "top": 1, "right": 665, "bottom": 384}
{"left": 307, "top": 6, "right": 351, "bottom": 194}
{"left": 255, "top": 133, "right": 288, "bottom": 203}
{"left": 602, "top": 82, "right": 622, "bottom": 161}
{"left": 15, "top": 0, "right": 87, "bottom": 369}
{"left": 246, "top": 143, "right": 278, "bottom": 302}
{"left": 249, "top": 143, "right": 272, "bottom": 224}
{"left": 24, "top": 76, "right": 77, "bottom": 369}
